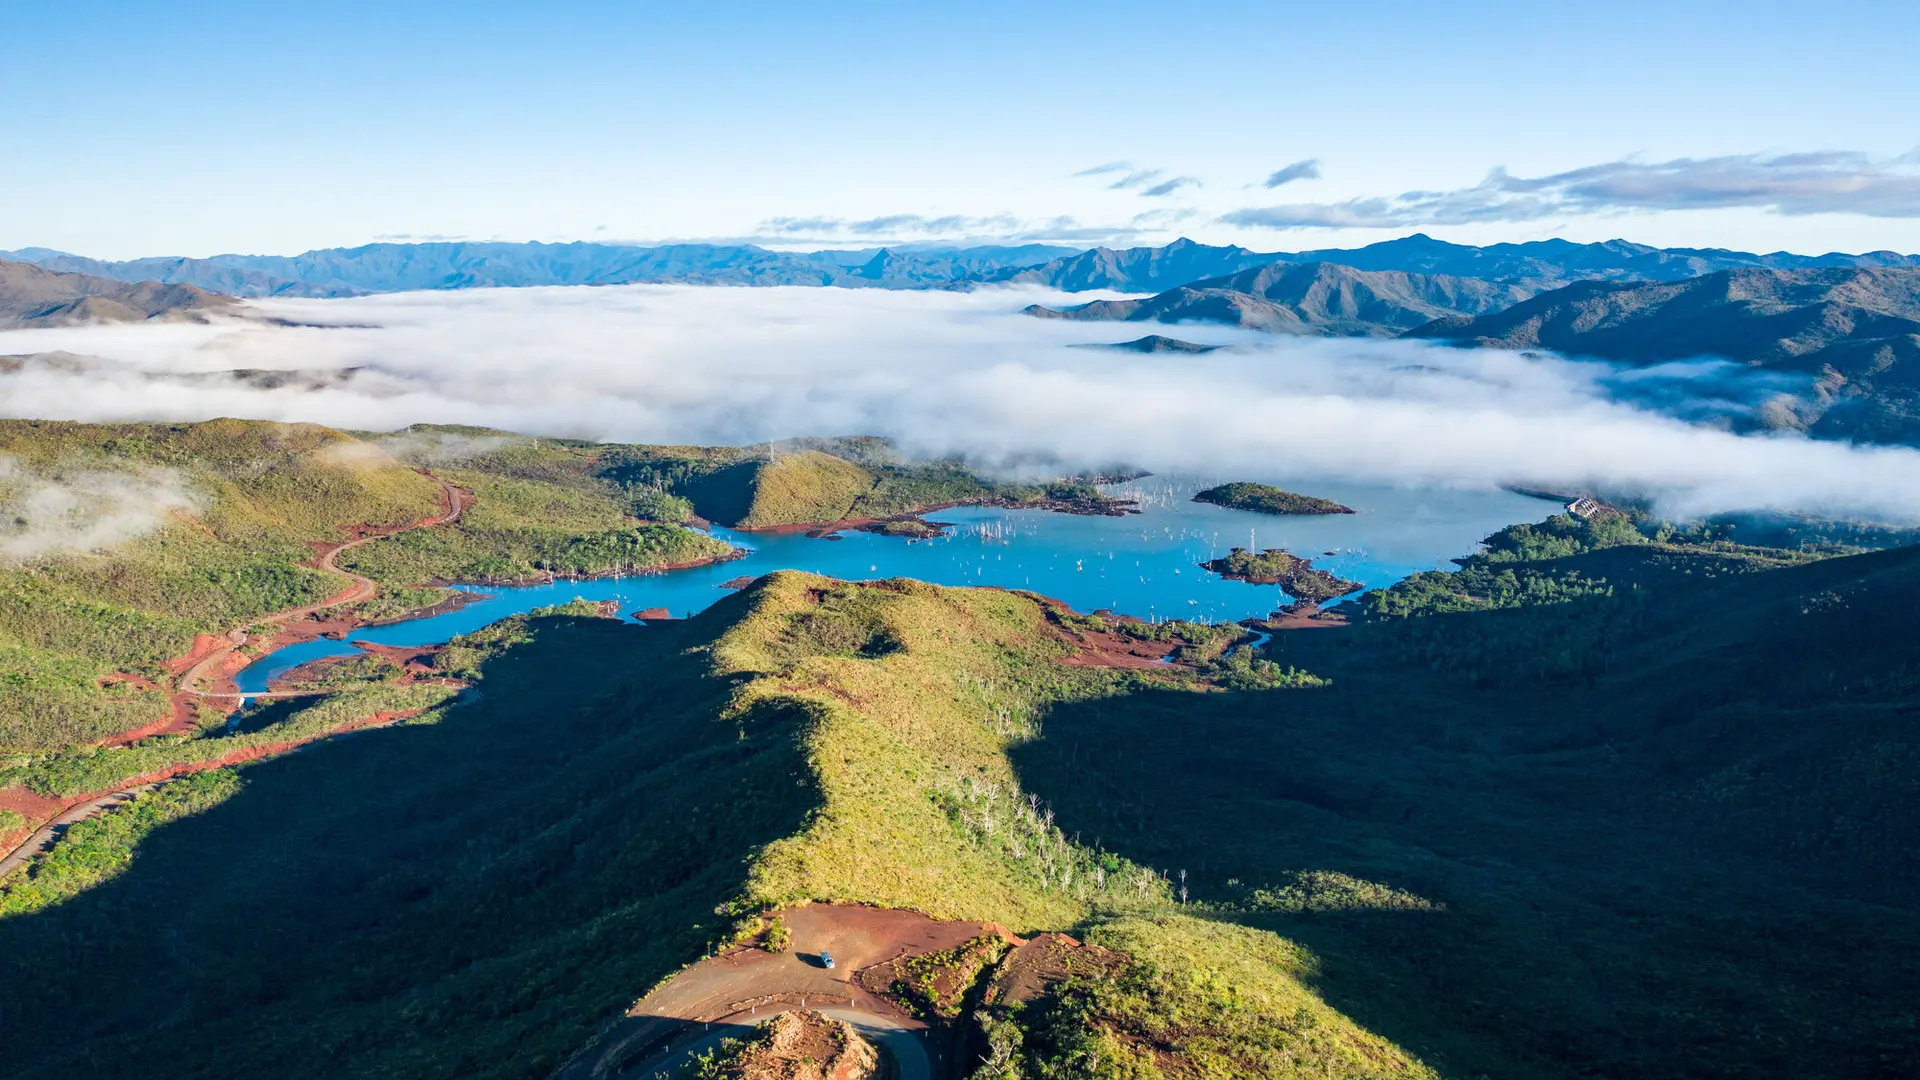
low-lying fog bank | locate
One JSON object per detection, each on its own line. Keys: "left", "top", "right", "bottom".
{"left": 3, "top": 283, "right": 1918, "bottom": 523}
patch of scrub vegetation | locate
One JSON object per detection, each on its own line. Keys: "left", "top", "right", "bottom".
{"left": 1359, "top": 513, "right": 1823, "bottom": 684}
{"left": 864, "top": 933, "right": 1011, "bottom": 1021}
{"left": 348, "top": 584, "right": 459, "bottom": 623}
{"left": 1201, "top": 548, "right": 1363, "bottom": 603}
{"left": 976, "top": 915, "right": 1437, "bottom": 1080}
{"left": 339, "top": 496, "right": 733, "bottom": 583}
{"left": 0, "top": 770, "right": 241, "bottom": 916}
{"left": 689, "top": 1009, "right": 877, "bottom": 1080}
{"left": 1230, "top": 870, "right": 1442, "bottom": 914}
{"left": 1194, "top": 481, "right": 1355, "bottom": 515}
{"left": 759, "top": 913, "right": 792, "bottom": 952}
{"left": 587, "top": 430, "right": 1140, "bottom": 529}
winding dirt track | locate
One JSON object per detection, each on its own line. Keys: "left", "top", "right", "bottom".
{"left": 0, "top": 785, "right": 160, "bottom": 882}
{"left": 0, "top": 473, "right": 471, "bottom": 881}
{"left": 175, "top": 473, "right": 472, "bottom": 698}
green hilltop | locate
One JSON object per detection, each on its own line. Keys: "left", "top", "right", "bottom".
{"left": 1194, "top": 481, "right": 1355, "bottom": 516}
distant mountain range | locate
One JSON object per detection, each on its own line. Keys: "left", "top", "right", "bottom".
{"left": 1409, "top": 267, "right": 1920, "bottom": 444}
{"left": 1026, "top": 262, "right": 1528, "bottom": 335}
{"left": 1029, "top": 257, "right": 1920, "bottom": 445}
{"left": 9, "top": 235, "right": 1920, "bottom": 445}
{"left": 0, "top": 260, "right": 235, "bottom": 328}
{"left": 992, "top": 234, "right": 1920, "bottom": 294}
{"left": 7, "top": 234, "right": 1915, "bottom": 299}
{"left": 0, "top": 242, "right": 1080, "bottom": 298}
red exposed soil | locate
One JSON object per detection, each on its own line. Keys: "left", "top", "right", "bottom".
{"left": 1053, "top": 627, "right": 1179, "bottom": 670}
{"left": 99, "top": 695, "right": 203, "bottom": 748}
{"left": 632, "top": 607, "right": 681, "bottom": 622}
{"left": 708, "top": 1009, "right": 880, "bottom": 1080}
{"left": 353, "top": 641, "right": 443, "bottom": 667}
{"left": 565, "top": 903, "right": 1019, "bottom": 1080}
{"left": 1024, "top": 596, "right": 1186, "bottom": 671}
{"left": 0, "top": 786, "right": 65, "bottom": 822}
{"left": 984, "top": 932, "right": 1125, "bottom": 1008}
{"left": 1266, "top": 607, "right": 1349, "bottom": 631}
{"left": 165, "top": 633, "right": 232, "bottom": 677}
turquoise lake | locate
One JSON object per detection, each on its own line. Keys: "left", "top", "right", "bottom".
{"left": 233, "top": 477, "right": 1557, "bottom": 694}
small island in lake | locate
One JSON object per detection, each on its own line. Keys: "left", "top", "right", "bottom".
{"left": 1193, "top": 481, "right": 1355, "bottom": 515}
{"left": 1201, "top": 547, "right": 1364, "bottom": 604}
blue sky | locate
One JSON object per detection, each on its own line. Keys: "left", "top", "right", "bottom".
{"left": 4, "top": 0, "right": 1917, "bottom": 258}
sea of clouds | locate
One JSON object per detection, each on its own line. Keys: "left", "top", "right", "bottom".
{"left": 2, "top": 283, "right": 1918, "bottom": 524}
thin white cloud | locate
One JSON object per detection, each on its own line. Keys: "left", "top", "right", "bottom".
{"left": 759, "top": 213, "right": 1025, "bottom": 238}
{"left": 1262, "top": 159, "right": 1321, "bottom": 189}
{"left": 3, "top": 286, "right": 1918, "bottom": 524}
{"left": 745, "top": 213, "right": 1154, "bottom": 248}
{"left": 1140, "top": 176, "right": 1201, "bottom": 198}
{"left": 1224, "top": 150, "right": 1920, "bottom": 229}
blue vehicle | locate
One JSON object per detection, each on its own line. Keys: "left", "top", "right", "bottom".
{"left": 820, "top": 952, "right": 835, "bottom": 970}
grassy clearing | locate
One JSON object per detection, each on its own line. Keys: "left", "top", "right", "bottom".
{"left": 736, "top": 450, "right": 876, "bottom": 527}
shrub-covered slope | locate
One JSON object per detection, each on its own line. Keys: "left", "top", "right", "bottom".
{"left": 0, "top": 574, "right": 1433, "bottom": 1080}
{"left": 1019, "top": 522, "right": 1920, "bottom": 1079}
{"left": 0, "top": 421, "right": 728, "bottom": 754}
